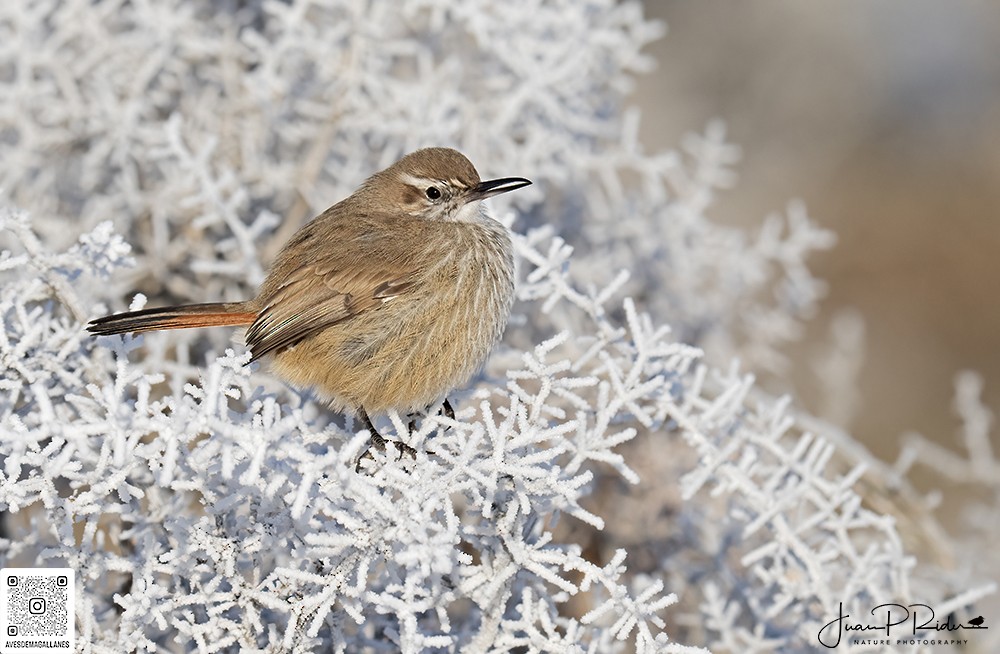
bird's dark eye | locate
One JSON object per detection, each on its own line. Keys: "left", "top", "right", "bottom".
{"left": 425, "top": 186, "right": 442, "bottom": 201}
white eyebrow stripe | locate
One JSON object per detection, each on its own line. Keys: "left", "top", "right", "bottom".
{"left": 399, "top": 173, "right": 438, "bottom": 187}
{"left": 398, "top": 173, "right": 470, "bottom": 189}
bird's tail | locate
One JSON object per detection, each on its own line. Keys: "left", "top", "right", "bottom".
{"left": 87, "top": 302, "right": 257, "bottom": 336}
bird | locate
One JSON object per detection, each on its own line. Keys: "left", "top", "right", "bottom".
{"left": 88, "top": 148, "right": 531, "bottom": 468}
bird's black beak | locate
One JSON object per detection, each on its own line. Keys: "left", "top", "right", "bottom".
{"left": 469, "top": 177, "right": 532, "bottom": 201}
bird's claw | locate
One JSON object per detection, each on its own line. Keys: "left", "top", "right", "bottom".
{"left": 354, "top": 411, "right": 418, "bottom": 472}
{"left": 353, "top": 401, "right": 452, "bottom": 472}
{"left": 354, "top": 438, "right": 417, "bottom": 472}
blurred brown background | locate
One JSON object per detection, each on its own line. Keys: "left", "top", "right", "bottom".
{"left": 633, "top": 1, "right": 1000, "bottom": 462}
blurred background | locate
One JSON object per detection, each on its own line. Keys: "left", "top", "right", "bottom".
{"left": 634, "top": 1, "right": 1000, "bottom": 463}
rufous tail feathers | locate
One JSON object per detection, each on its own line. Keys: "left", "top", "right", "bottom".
{"left": 87, "top": 302, "right": 256, "bottom": 336}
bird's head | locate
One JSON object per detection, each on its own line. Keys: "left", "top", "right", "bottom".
{"left": 362, "top": 147, "right": 531, "bottom": 222}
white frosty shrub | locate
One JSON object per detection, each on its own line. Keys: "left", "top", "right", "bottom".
{"left": 1, "top": 1, "right": 995, "bottom": 652}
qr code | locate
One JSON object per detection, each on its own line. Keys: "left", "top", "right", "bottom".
{"left": 1, "top": 567, "right": 74, "bottom": 653}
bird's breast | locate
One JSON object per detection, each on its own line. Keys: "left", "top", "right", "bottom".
{"left": 425, "top": 219, "right": 515, "bottom": 357}
{"left": 281, "top": 219, "right": 516, "bottom": 414}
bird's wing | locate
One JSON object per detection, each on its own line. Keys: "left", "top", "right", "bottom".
{"left": 246, "top": 216, "right": 423, "bottom": 361}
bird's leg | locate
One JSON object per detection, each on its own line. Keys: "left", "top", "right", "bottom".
{"left": 406, "top": 399, "right": 453, "bottom": 433}
{"left": 359, "top": 400, "right": 454, "bottom": 471}
{"left": 354, "top": 408, "right": 384, "bottom": 472}
{"left": 360, "top": 408, "right": 388, "bottom": 450}
{"left": 417, "top": 398, "right": 455, "bottom": 460}
{"left": 354, "top": 407, "right": 416, "bottom": 472}
{"left": 441, "top": 398, "right": 455, "bottom": 422}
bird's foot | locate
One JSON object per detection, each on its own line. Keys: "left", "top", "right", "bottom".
{"left": 354, "top": 401, "right": 456, "bottom": 472}
{"left": 354, "top": 409, "right": 417, "bottom": 473}
{"left": 405, "top": 398, "right": 455, "bottom": 430}
{"left": 407, "top": 398, "right": 456, "bottom": 455}
{"left": 441, "top": 398, "right": 455, "bottom": 422}
{"left": 355, "top": 434, "right": 417, "bottom": 472}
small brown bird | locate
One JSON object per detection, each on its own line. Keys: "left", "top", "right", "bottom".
{"left": 89, "top": 148, "right": 531, "bottom": 466}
